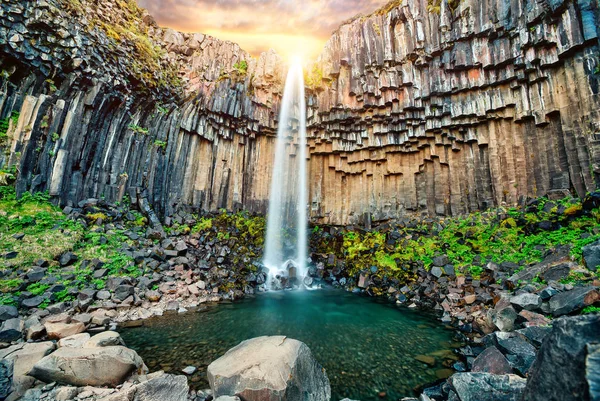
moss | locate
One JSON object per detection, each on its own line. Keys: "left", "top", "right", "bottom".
{"left": 193, "top": 217, "right": 213, "bottom": 232}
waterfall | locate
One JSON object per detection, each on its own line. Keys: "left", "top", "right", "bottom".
{"left": 263, "top": 58, "right": 308, "bottom": 290}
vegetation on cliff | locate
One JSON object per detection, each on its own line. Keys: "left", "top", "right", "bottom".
{"left": 312, "top": 195, "right": 600, "bottom": 287}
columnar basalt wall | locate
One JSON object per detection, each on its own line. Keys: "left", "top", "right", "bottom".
{"left": 306, "top": 0, "right": 600, "bottom": 224}
{"left": 0, "top": 0, "right": 286, "bottom": 218}
{"left": 0, "top": 0, "right": 599, "bottom": 225}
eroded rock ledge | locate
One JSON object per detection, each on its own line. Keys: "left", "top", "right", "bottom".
{"left": 1, "top": 0, "right": 599, "bottom": 225}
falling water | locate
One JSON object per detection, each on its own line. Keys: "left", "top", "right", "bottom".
{"left": 263, "top": 58, "right": 308, "bottom": 289}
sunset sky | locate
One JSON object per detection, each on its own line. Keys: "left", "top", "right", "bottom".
{"left": 137, "top": 0, "right": 389, "bottom": 60}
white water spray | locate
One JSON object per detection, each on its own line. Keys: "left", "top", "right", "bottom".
{"left": 263, "top": 58, "right": 308, "bottom": 290}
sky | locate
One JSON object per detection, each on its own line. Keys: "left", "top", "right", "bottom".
{"left": 137, "top": 0, "right": 389, "bottom": 61}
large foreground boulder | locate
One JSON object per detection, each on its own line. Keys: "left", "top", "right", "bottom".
{"left": 522, "top": 314, "right": 600, "bottom": 401}
{"left": 29, "top": 346, "right": 145, "bottom": 387}
{"left": 207, "top": 336, "right": 331, "bottom": 401}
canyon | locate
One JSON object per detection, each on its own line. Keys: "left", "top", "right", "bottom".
{"left": 0, "top": 0, "right": 599, "bottom": 225}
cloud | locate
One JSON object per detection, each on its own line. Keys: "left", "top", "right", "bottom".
{"left": 137, "top": 0, "right": 389, "bottom": 59}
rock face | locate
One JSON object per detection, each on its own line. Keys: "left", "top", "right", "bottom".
{"left": 522, "top": 314, "right": 600, "bottom": 401}
{"left": 29, "top": 346, "right": 145, "bottom": 387}
{"left": 207, "top": 336, "right": 331, "bottom": 401}
{"left": 0, "top": 0, "right": 599, "bottom": 225}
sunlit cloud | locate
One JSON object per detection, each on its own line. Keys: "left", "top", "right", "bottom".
{"left": 137, "top": 0, "right": 389, "bottom": 60}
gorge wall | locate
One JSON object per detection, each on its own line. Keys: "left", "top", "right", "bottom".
{"left": 0, "top": 0, "right": 599, "bottom": 225}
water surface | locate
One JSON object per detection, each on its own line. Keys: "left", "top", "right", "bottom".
{"left": 120, "top": 289, "right": 460, "bottom": 400}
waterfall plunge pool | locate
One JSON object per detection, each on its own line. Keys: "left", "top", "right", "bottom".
{"left": 119, "top": 289, "right": 462, "bottom": 401}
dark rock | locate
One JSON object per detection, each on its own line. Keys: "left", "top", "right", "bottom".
{"left": 516, "top": 326, "right": 552, "bottom": 348}
{"left": 0, "top": 318, "right": 23, "bottom": 342}
{"left": 471, "top": 346, "right": 513, "bottom": 375}
{"left": 113, "top": 285, "right": 135, "bottom": 302}
{"left": 540, "top": 263, "right": 572, "bottom": 282}
{"left": 495, "top": 333, "right": 537, "bottom": 375}
{"left": 582, "top": 240, "right": 600, "bottom": 271}
{"left": 431, "top": 266, "right": 444, "bottom": 278}
{"left": 549, "top": 286, "right": 600, "bottom": 316}
{"left": 21, "top": 296, "right": 45, "bottom": 308}
{"left": 0, "top": 305, "right": 18, "bottom": 321}
{"left": 0, "top": 359, "right": 12, "bottom": 399}
{"left": 522, "top": 314, "right": 600, "bottom": 401}
{"left": 93, "top": 269, "right": 108, "bottom": 279}
{"left": 432, "top": 255, "right": 449, "bottom": 267}
{"left": 58, "top": 252, "right": 78, "bottom": 267}
{"left": 448, "top": 373, "right": 526, "bottom": 401}
{"left": 539, "top": 287, "right": 559, "bottom": 301}
{"left": 586, "top": 344, "right": 600, "bottom": 400}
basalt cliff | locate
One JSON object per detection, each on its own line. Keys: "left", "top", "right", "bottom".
{"left": 0, "top": 0, "right": 599, "bottom": 225}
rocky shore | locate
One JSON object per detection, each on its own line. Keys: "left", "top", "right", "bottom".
{"left": 1, "top": 188, "right": 599, "bottom": 400}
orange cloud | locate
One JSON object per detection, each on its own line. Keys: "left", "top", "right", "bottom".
{"left": 137, "top": 0, "right": 389, "bottom": 60}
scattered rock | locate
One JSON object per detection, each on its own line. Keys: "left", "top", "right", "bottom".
{"left": 510, "top": 293, "right": 542, "bottom": 311}
{"left": 0, "top": 305, "right": 18, "bottom": 321}
{"left": 582, "top": 240, "right": 600, "bottom": 271}
{"left": 182, "top": 366, "right": 197, "bottom": 375}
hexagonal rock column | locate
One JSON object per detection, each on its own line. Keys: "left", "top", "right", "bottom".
{"left": 207, "top": 336, "right": 331, "bottom": 401}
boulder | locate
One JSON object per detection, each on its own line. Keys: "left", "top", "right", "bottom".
{"left": 29, "top": 346, "right": 145, "bottom": 387}
{"left": 471, "top": 346, "right": 512, "bottom": 375}
{"left": 448, "top": 373, "right": 526, "bottom": 401}
{"left": 113, "top": 285, "right": 135, "bottom": 302}
{"left": 44, "top": 321, "right": 86, "bottom": 339}
{"left": 0, "top": 359, "right": 12, "bottom": 400}
{"left": 494, "top": 333, "right": 537, "bottom": 375}
{"left": 207, "top": 336, "right": 330, "bottom": 401}
{"left": 548, "top": 286, "right": 600, "bottom": 316}
{"left": 522, "top": 314, "right": 600, "bottom": 401}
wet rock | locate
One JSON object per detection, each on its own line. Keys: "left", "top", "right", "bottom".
{"left": 207, "top": 336, "right": 330, "bottom": 401}
{"left": 30, "top": 346, "right": 145, "bottom": 387}
{"left": 414, "top": 355, "right": 436, "bottom": 366}
{"left": 523, "top": 314, "right": 600, "bottom": 401}
{"left": 182, "top": 366, "right": 197, "bottom": 375}
{"left": 471, "top": 346, "right": 512, "bottom": 375}
{"left": 448, "top": 373, "right": 526, "bottom": 401}
{"left": 548, "top": 286, "right": 600, "bottom": 316}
